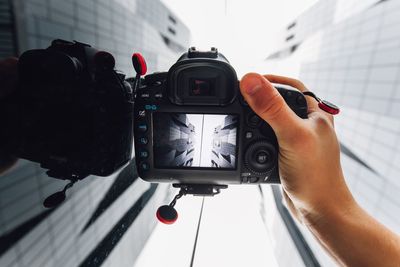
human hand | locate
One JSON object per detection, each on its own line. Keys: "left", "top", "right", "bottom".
{"left": 0, "top": 57, "right": 19, "bottom": 174}
{"left": 240, "top": 73, "right": 356, "bottom": 225}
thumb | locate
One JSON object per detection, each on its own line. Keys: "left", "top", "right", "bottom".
{"left": 240, "top": 73, "right": 304, "bottom": 143}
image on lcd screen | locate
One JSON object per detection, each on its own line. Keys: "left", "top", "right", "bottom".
{"left": 153, "top": 113, "right": 238, "bottom": 169}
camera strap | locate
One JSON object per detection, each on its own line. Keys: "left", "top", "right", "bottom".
{"left": 303, "top": 91, "right": 340, "bottom": 115}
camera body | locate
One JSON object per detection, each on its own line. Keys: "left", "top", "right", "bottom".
{"left": 1, "top": 39, "right": 134, "bottom": 179}
{"left": 134, "top": 47, "right": 308, "bottom": 185}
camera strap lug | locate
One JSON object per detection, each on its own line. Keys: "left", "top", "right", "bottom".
{"left": 172, "top": 183, "right": 228, "bottom": 196}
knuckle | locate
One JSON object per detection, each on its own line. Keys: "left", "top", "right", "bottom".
{"left": 313, "top": 113, "right": 332, "bottom": 130}
{"left": 327, "top": 114, "right": 335, "bottom": 126}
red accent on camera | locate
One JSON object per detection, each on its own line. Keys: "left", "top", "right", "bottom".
{"left": 318, "top": 102, "right": 340, "bottom": 115}
{"left": 132, "top": 53, "right": 147, "bottom": 76}
{"left": 156, "top": 207, "right": 178, "bottom": 225}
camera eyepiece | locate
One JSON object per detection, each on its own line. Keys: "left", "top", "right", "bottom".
{"left": 167, "top": 47, "right": 237, "bottom": 106}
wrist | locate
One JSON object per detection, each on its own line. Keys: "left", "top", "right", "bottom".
{"left": 301, "top": 181, "right": 359, "bottom": 229}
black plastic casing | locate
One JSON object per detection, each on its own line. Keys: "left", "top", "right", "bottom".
{"left": 1, "top": 40, "right": 134, "bottom": 178}
{"left": 133, "top": 49, "right": 308, "bottom": 185}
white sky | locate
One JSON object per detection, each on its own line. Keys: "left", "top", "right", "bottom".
{"left": 161, "top": 0, "right": 318, "bottom": 76}
{"left": 187, "top": 114, "right": 233, "bottom": 167}
{"left": 200, "top": 114, "right": 229, "bottom": 167}
{"left": 135, "top": 186, "right": 280, "bottom": 267}
{"left": 136, "top": 1, "right": 319, "bottom": 267}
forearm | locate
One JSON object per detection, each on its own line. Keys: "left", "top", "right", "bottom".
{"left": 307, "top": 194, "right": 400, "bottom": 267}
{"left": 239, "top": 73, "right": 400, "bottom": 266}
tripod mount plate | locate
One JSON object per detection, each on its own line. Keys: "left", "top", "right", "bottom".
{"left": 172, "top": 183, "right": 228, "bottom": 197}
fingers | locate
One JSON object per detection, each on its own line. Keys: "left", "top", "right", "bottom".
{"left": 263, "top": 74, "right": 334, "bottom": 124}
{"left": 240, "top": 73, "right": 305, "bottom": 143}
{"left": 263, "top": 74, "right": 319, "bottom": 112}
{"left": 263, "top": 74, "right": 308, "bottom": 91}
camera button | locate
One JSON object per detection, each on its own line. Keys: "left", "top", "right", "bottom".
{"left": 296, "top": 95, "right": 306, "bottom": 106}
{"left": 139, "top": 137, "right": 148, "bottom": 145}
{"left": 139, "top": 162, "right": 150, "bottom": 171}
{"left": 245, "top": 131, "right": 253, "bottom": 139}
{"left": 248, "top": 177, "right": 259, "bottom": 183}
{"left": 137, "top": 123, "right": 148, "bottom": 133}
{"left": 138, "top": 110, "right": 146, "bottom": 117}
{"left": 247, "top": 113, "right": 262, "bottom": 128}
{"left": 138, "top": 150, "right": 149, "bottom": 158}
{"left": 140, "top": 92, "right": 150, "bottom": 99}
{"left": 285, "top": 91, "right": 293, "bottom": 98}
{"left": 154, "top": 92, "right": 163, "bottom": 99}
{"left": 244, "top": 141, "right": 276, "bottom": 175}
{"left": 256, "top": 151, "right": 269, "bottom": 164}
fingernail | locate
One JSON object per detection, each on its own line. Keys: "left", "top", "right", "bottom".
{"left": 243, "top": 75, "right": 263, "bottom": 95}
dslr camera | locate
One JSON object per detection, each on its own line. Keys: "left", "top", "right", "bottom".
{"left": 0, "top": 39, "right": 134, "bottom": 179}
{"left": 134, "top": 47, "right": 308, "bottom": 185}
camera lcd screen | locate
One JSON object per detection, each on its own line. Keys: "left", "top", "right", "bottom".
{"left": 153, "top": 113, "right": 238, "bottom": 169}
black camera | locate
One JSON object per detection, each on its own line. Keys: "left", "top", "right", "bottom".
{"left": 0, "top": 39, "right": 134, "bottom": 179}
{"left": 134, "top": 47, "right": 308, "bottom": 185}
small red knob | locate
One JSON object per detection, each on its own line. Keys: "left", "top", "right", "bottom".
{"left": 156, "top": 205, "right": 178, "bottom": 224}
{"left": 318, "top": 100, "right": 340, "bottom": 115}
{"left": 132, "top": 53, "right": 147, "bottom": 76}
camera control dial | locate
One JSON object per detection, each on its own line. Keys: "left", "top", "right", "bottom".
{"left": 244, "top": 140, "right": 277, "bottom": 176}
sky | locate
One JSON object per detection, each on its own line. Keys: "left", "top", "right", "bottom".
{"left": 161, "top": 0, "right": 318, "bottom": 76}
{"left": 135, "top": 186, "right": 280, "bottom": 267}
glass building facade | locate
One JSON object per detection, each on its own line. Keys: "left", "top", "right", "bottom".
{"left": 260, "top": 0, "right": 400, "bottom": 266}
{"left": 0, "top": 0, "right": 189, "bottom": 266}
{"left": 2, "top": 0, "right": 400, "bottom": 266}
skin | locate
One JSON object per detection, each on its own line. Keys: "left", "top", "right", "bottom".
{"left": 240, "top": 73, "right": 400, "bottom": 267}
